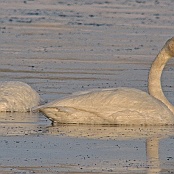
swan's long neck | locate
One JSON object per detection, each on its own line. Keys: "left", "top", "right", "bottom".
{"left": 148, "top": 46, "right": 174, "bottom": 113}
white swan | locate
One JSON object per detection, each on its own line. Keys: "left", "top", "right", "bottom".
{"left": 0, "top": 81, "right": 40, "bottom": 112}
{"left": 34, "top": 37, "right": 174, "bottom": 125}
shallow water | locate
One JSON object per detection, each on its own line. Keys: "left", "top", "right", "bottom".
{"left": 0, "top": 0, "right": 174, "bottom": 173}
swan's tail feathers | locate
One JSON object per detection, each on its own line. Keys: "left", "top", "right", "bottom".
{"left": 34, "top": 106, "right": 78, "bottom": 123}
{"left": 31, "top": 105, "right": 41, "bottom": 113}
{"left": 31, "top": 98, "right": 48, "bottom": 112}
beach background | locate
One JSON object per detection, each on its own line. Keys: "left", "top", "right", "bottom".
{"left": 0, "top": 0, "right": 174, "bottom": 173}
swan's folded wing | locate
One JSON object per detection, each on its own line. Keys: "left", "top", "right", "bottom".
{"left": 38, "top": 105, "right": 103, "bottom": 124}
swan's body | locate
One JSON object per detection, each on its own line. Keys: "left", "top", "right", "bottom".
{"left": 36, "top": 88, "right": 174, "bottom": 125}
{"left": 0, "top": 81, "right": 40, "bottom": 112}
{"left": 35, "top": 37, "right": 174, "bottom": 125}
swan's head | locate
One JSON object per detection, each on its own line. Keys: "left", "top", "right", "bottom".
{"left": 165, "top": 37, "right": 174, "bottom": 57}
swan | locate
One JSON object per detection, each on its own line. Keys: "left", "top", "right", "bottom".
{"left": 0, "top": 81, "right": 40, "bottom": 112}
{"left": 34, "top": 37, "right": 174, "bottom": 125}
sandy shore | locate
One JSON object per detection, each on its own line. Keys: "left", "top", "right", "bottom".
{"left": 0, "top": 0, "right": 174, "bottom": 173}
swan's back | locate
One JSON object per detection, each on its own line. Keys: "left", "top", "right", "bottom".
{"left": 37, "top": 88, "right": 174, "bottom": 125}
{"left": 0, "top": 81, "right": 40, "bottom": 112}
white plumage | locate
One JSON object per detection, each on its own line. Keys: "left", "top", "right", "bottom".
{"left": 0, "top": 81, "right": 40, "bottom": 112}
{"left": 35, "top": 37, "right": 174, "bottom": 125}
{"left": 37, "top": 88, "right": 174, "bottom": 125}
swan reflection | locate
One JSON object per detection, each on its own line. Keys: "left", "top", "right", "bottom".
{"left": 0, "top": 112, "right": 49, "bottom": 136}
{"left": 46, "top": 124, "right": 174, "bottom": 173}
{"left": 46, "top": 124, "right": 174, "bottom": 139}
{"left": 1, "top": 113, "right": 173, "bottom": 173}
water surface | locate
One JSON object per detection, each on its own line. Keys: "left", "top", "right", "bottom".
{"left": 0, "top": 0, "right": 174, "bottom": 173}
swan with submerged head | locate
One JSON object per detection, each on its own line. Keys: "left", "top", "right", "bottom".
{"left": 34, "top": 37, "right": 174, "bottom": 125}
{"left": 0, "top": 81, "right": 40, "bottom": 112}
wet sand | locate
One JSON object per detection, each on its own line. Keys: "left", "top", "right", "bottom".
{"left": 0, "top": 0, "right": 174, "bottom": 173}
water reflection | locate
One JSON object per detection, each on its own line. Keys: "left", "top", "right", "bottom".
{"left": 46, "top": 124, "right": 174, "bottom": 173}
{"left": 0, "top": 112, "right": 49, "bottom": 136}
{"left": 46, "top": 124, "right": 174, "bottom": 139}
{"left": 0, "top": 112, "right": 174, "bottom": 173}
